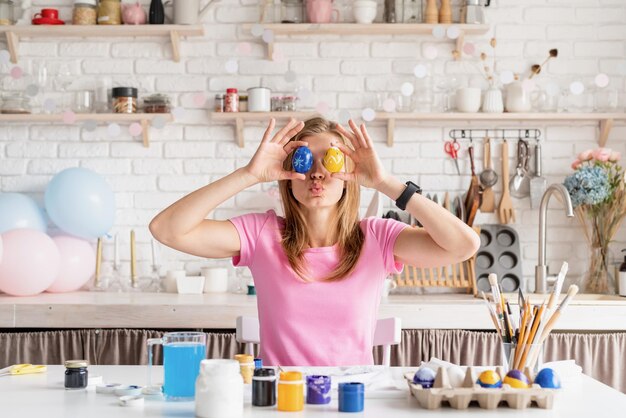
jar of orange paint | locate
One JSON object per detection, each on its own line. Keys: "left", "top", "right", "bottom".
{"left": 277, "top": 371, "right": 304, "bottom": 412}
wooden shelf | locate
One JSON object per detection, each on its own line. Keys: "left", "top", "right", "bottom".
{"left": 210, "top": 111, "right": 626, "bottom": 147}
{"left": 0, "top": 113, "right": 173, "bottom": 147}
{"left": 242, "top": 23, "right": 490, "bottom": 60}
{"left": 0, "top": 24, "right": 204, "bottom": 63}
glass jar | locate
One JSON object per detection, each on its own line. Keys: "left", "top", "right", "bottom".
{"left": 224, "top": 88, "right": 239, "bottom": 113}
{"left": 239, "top": 95, "right": 248, "bottom": 112}
{"left": 112, "top": 87, "right": 138, "bottom": 113}
{"left": 282, "top": 95, "right": 297, "bottom": 111}
{"left": 214, "top": 94, "right": 225, "bottom": 112}
{"left": 271, "top": 96, "right": 283, "bottom": 111}
{"left": 281, "top": 0, "right": 303, "bottom": 23}
{"left": 64, "top": 360, "right": 89, "bottom": 390}
{"left": 0, "top": 0, "right": 14, "bottom": 25}
{"left": 143, "top": 93, "right": 171, "bottom": 113}
{"left": 97, "top": 0, "right": 121, "bottom": 25}
{"left": 1, "top": 93, "right": 32, "bottom": 114}
{"left": 73, "top": 0, "right": 97, "bottom": 25}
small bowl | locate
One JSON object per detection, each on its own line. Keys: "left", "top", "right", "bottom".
{"left": 176, "top": 276, "right": 205, "bottom": 294}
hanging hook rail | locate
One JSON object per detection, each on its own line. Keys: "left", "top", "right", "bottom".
{"left": 449, "top": 128, "right": 542, "bottom": 141}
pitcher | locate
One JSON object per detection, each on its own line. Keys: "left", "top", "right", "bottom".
{"left": 147, "top": 331, "right": 207, "bottom": 400}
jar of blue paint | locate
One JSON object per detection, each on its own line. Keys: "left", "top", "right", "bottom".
{"left": 338, "top": 382, "right": 364, "bottom": 412}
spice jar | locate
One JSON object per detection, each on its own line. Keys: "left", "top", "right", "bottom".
{"left": 277, "top": 371, "right": 304, "bottom": 412}
{"left": 224, "top": 88, "right": 239, "bottom": 113}
{"left": 143, "top": 93, "right": 171, "bottom": 113}
{"left": 233, "top": 353, "right": 254, "bottom": 384}
{"left": 73, "top": 0, "right": 97, "bottom": 24}
{"left": 112, "top": 87, "right": 138, "bottom": 113}
{"left": 97, "top": 0, "right": 121, "bottom": 24}
{"left": 65, "top": 360, "right": 89, "bottom": 390}
{"left": 283, "top": 95, "right": 298, "bottom": 111}
{"left": 252, "top": 368, "right": 276, "bottom": 407}
{"left": 214, "top": 94, "right": 225, "bottom": 112}
{"left": 239, "top": 95, "right": 248, "bottom": 112}
{"left": 195, "top": 359, "right": 243, "bottom": 418}
{"left": 0, "top": 0, "right": 15, "bottom": 25}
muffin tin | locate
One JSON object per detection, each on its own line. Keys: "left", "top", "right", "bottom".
{"left": 404, "top": 367, "right": 558, "bottom": 410}
{"left": 475, "top": 224, "right": 523, "bottom": 293}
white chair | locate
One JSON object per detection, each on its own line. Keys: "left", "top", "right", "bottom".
{"left": 235, "top": 316, "right": 401, "bottom": 367}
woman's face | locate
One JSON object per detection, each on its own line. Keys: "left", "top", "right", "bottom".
{"left": 290, "top": 132, "right": 347, "bottom": 210}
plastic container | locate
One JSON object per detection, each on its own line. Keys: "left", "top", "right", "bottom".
{"left": 65, "top": 360, "right": 89, "bottom": 390}
{"left": 73, "top": 0, "right": 97, "bottom": 24}
{"left": 306, "top": 375, "right": 331, "bottom": 405}
{"left": 112, "top": 87, "right": 138, "bottom": 114}
{"left": 195, "top": 359, "right": 244, "bottom": 418}
{"left": 338, "top": 382, "right": 364, "bottom": 412}
{"left": 225, "top": 88, "right": 239, "bottom": 113}
{"left": 252, "top": 368, "right": 276, "bottom": 407}
{"left": 176, "top": 276, "right": 205, "bottom": 294}
{"left": 277, "top": 371, "right": 304, "bottom": 412}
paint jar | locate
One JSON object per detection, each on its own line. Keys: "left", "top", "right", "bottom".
{"left": 252, "top": 368, "right": 276, "bottom": 407}
{"left": 338, "top": 382, "right": 364, "bottom": 412}
{"left": 233, "top": 354, "right": 254, "bottom": 384}
{"left": 254, "top": 358, "right": 263, "bottom": 369}
{"left": 277, "top": 371, "right": 304, "bottom": 412}
{"left": 224, "top": 88, "right": 239, "bottom": 112}
{"left": 306, "top": 375, "right": 331, "bottom": 405}
{"left": 64, "top": 360, "right": 89, "bottom": 390}
{"left": 195, "top": 359, "right": 243, "bottom": 418}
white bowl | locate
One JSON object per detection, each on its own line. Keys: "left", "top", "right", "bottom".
{"left": 176, "top": 276, "right": 205, "bottom": 294}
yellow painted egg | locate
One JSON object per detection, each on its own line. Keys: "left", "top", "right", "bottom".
{"left": 323, "top": 147, "right": 344, "bottom": 173}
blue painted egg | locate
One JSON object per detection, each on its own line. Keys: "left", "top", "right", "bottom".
{"left": 534, "top": 368, "right": 561, "bottom": 389}
{"left": 477, "top": 370, "right": 502, "bottom": 388}
{"left": 503, "top": 369, "right": 530, "bottom": 389}
{"left": 292, "top": 146, "right": 313, "bottom": 174}
{"left": 412, "top": 367, "right": 436, "bottom": 389}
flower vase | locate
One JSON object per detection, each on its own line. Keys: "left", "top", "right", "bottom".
{"left": 482, "top": 87, "right": 504, "bottom": 113}
{"left": 583, "top": 242, "right": 615, "bottom": 294}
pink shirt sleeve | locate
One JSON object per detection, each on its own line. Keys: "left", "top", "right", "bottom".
{"left": 228, "top": 210, "right": 274, "bottom": 267}
{"left": 362, "top": 217, "right": 408, "bottom": 275}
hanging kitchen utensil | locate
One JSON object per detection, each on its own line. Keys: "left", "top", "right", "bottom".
{"left": 498, "top": 140, "right": 515, "bottom": 224}
{"left": 479, "top": 136, "right": 497, "bottom": 213}
{"left": 463, "top": 140, "right": 483, "bottom": 227}
{"left": 443, "top": 192, "right": 451, "bottom": 212}
{"left": 530, "top": 140, "right": 547, "bottom": 209}
{"left": 509, "top": 138, "right": 530, "bottom": 198}
{"left": 454, "top": 195, "right": 465, "bottom": 223}
{"left": 444, "top": 139, "right": 461, "bottom": 175}
{"left": 432, "top": 194, "right": 439, "bottom": 205}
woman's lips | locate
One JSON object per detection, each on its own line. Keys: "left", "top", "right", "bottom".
{"left": 310, "top": 184, "right": 324, "bottom": 196}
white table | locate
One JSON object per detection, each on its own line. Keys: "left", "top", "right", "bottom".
{"left": 2, "top": 365, "right": 625, "bottom": 416}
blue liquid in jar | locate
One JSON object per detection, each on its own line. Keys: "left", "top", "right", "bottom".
{"left": 163, "top": 342, "right": 206, "bottom": 400}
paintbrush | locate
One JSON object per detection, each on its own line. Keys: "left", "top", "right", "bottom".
{"left": 481, "top": 291, "right": 503, "bottom": 339}
{"left": 488, "top": 273, "right": 503, "bottom": 311}
{"left": 130, "top": 229, "right": 138, "bottom": 288}
{"left": 517, "top": 304, "right": 544, "bottom": 370}
{"left": 547, "top": 262, "right": 568, "bottom": 310}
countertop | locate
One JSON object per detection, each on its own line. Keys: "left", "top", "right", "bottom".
{"left": 1, "top": 292, "right": 626, "bottom": 330}
{"left": 1, "top": 365, "right": 625, "bottom": 417}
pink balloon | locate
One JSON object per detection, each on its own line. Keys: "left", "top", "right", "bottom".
{"left": 46, "top": 235, "right": 96, "bottom": 293}
{"left": 0, "top": 229, "right": 60, "bottom": 296}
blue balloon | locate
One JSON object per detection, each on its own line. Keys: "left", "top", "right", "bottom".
{"left": 292, "top": 146, "right": 313, "bottom": 174}
{"left": 0, "top": 193, "right": 47, "bottom": 234}
{"left": 45, "top": 168, "right": 115, "bottom": 239}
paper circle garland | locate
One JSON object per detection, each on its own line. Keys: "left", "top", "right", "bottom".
{"left": 446, "top": 26, "right": 461, "bottom": 39}
{"left": 236, "top": 42, "right": 252, "bottom": 56}
{"left": 250, "top": 24, "right": 264, "bottom": 37}
{"left": 361, "top": 108, "right": 376, "bottom": 122}
{"left": 0, "top": 49, "right": 10, "bottom": 64}
{"left": 129, "top": 122, "right": 143, "bottom": 136}
{"left": 193, "top": 92, "right": 207, "bottom": 107}
{"left": 413, "top": 64, "right": 428, "bottom": 78}
{"left": 62, "top": 111, "right": 77, "bottom": 124}
{"left": 423, "top": 45, "right": 438, "bottom": 60}
{"left": 463, "top": 42, "right": 476, "bottom": 56}
{"left": 152, "top": 115, "right": 167, "bottom": 129}
{"left": 569, "top": 81, "right": 584, "bottom": 95}
{"left": 432, "top": 26, "right": 446, "bottom": 39}
{"left": 172, "top": 107, "right": 186, "bottom": 120}
{"left": 284, "top": 70, "right": 297, "bottom": 83}
{"left": 25, "top": 84, "right": 39, "bottom": 97}
{"left": 595, "top": 73, "right": 609, "bottom": 88}
{"left": 225, "top": 59, "right": 238, "bottom": 74}
{"left": 500, "top": 70, "right": 514, "bottom": 85}
{"left": 82, "top": 120, "right": 97, "bottom": 132}
{"left": 338, "top": 109, "right": 351, "bottom": 124}
{"left": 383, "top": 98, "right": 396, "bottom": 112}
{"left": 10, "top": 66, "right": 23, "bottom": 79}
{"left": 262, "top": 29, "right": 274, "bottom": 44}
{"left": 107, "top": 123, "right": 121, "bottom": 137}
{"left": 401, "top": 82, "right": 414, "bottom": 96}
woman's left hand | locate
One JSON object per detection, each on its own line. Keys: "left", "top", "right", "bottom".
{"left": 333, "top": 120, "right": 389, "bottom": 190}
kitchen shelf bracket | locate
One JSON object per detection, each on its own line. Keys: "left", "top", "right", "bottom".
{"left": 599, "top": 118, "right": 613, "bottom": 148}
{"left": 170, "top": 29, "right": 181, "bottom": 62}
{"left": 6, "top": 30, "right": 18, "bottom": 64}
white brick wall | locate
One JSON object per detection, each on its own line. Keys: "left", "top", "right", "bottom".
{"left": 1, "top": 0, "right": 625, "bottom": 290}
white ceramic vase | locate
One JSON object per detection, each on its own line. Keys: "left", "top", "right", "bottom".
{"left": 482, "top": 87, "right": 504, "bottom": 113}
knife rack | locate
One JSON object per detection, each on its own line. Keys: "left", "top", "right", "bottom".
{"left": 449, "top": 128, "right": 541, "bottom": 141}
{"left": 393, "top": 227, "right": 480, "bottom": 295}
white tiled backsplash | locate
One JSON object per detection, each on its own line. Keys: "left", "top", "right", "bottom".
{"left": 1, "top": 0, "right": 625, "bottom": 291}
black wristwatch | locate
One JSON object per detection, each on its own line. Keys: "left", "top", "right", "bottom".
{"left": 395, "top": 181, "right": 422, "bottom": 211}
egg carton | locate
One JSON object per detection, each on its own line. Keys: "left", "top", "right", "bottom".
{"left": 403, "top": 367, "right": 558, "bottom": 410}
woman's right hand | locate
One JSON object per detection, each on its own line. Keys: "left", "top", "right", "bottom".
{"left": 245, "top": 118, "right": 308, "bottom": 183}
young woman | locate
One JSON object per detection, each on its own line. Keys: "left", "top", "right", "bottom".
{"left": 149, "top": 117, "right": 480, "bottom": 366}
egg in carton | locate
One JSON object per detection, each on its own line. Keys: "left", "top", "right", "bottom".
{"left": 404, "top": 366, "right": 559, "bottom": 410}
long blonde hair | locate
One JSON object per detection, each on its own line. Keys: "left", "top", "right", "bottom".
{"left": 278, "top": 117, "right": 365, "bottom": 282}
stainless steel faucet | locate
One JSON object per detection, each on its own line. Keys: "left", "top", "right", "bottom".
{"left": 535, "top": 184, "right": 574, "bottom": 293}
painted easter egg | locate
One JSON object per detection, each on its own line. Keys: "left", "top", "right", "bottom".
{"left": 534, "top": 368, "right": 561, "bottom": 389}
{"left": 322, "top": 146, "right": 344, "bottom": 173}
{"left": 477, "top": 370, "right": 502, "bottom": 388}
{"left": 503, "top": 369, "right": 530, "bottom": 389}
{"left": 292, "top": 146, "right": 313, "bottom": 174}
{"left": 447, "top": 366, "right": 465, "bottom": 388}
{"left": 412, "top": 367, "right": 436, "bottom": 389}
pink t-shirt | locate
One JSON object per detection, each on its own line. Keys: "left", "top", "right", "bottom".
{"left": 230, "top": 210, "right": 407, "bottom": 366}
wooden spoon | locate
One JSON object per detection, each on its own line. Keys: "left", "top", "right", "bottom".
{"left": 498, "top": 140, "right": 516, "bottom": 224}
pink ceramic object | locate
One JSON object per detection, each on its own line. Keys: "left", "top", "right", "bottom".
{"left": 122, "top": 2, "right": 147, "bottom": 25}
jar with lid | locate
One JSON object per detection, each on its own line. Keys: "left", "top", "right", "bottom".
{"left": 214, "top": 94, "right": 225, "bottom": 112}
{"left": 195, "top": 359, "right": 243, "bottom": 418}
{"left": 143, "top": 93, "right": 171, "bottom": 113}
{"left": 97, "top": 0, "right": 121, "bottom": 25}
{"left": 282, "top": 95, "right": 297, "bottom": 111}
{"left": 1, "top": 93, "right": 32, "bottom": 114}
{"left": 224, "top": 88, "right": 239, "bottom": 113}
{"left": 281, "top": 0, "right": 303, "bottom": 23}
{"left": 239, "top": 95, "right": 248, "bottom": 112}
{"left": 64, "top": 360, "right": 89, "bottom": 390}
{"left": 0, "top": 0, "right": 14, "bottom": 26}
{"left": 73, "top": 0, "right": 97, "bottom": 25}
{"left": 112, "top": 87, "right": 138, "bottom": 113}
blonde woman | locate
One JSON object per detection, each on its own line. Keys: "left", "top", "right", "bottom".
{"left": 149, "top": 117, "right": 479, "bottom": 366}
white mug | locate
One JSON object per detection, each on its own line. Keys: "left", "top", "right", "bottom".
{"left": 165, "top": 270, "right": 186, "bottom": 293}
{"left": 353, "top": 1, "right": 377, "bottom": 24}
{"left": 201, "top": 267, "right": 229, "bottom": 293}
{"left": 247, "top": 87, "right": 271, "bottom": 112}
{"left": 455, "top": 87, "right": 482, "bottom": 113}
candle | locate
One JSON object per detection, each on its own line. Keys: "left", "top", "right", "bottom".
{"left": 130, "top": 230, "right": 137, "bottom": 287}
{"left": 114, "top": 233, "right": 119, "bottom": 269}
